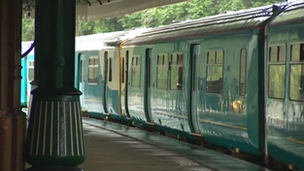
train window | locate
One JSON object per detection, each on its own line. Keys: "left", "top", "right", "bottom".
{"left": 131, "top": 56, "right": 140, "bottom": 87}
{"left": 122, "top": 57, "right": 125, "bottom": 83}
{"left": 157, "top": 53, "right": 168, "bottom": 89}
{"left": 109, "top": 58, "right": 112, "bottom": 82}
{"left": 290, "top": 44, "right": 304, "bottom": 62}
{"left": 268, "top": 45, "right": 286, "bottom": 99}
{"left": 28, "top": 61, "right": 34, "bottom": 81}
{"left": 239, "top": 49, "right": 247, "bottom": 96}
{"left": 170, "top": 53, "right": 183, "bottom": 90}
{"left": 269, "top": 45, "right": 286, "bottom": 62}
{"left": 206, "top": 50, "right": 223, "bottom": 94}
{"left": 88, "top": 56, "right": 99, "bottom": 84}
{"left": 289, "top": 43, "right": 304, "bottom": 101}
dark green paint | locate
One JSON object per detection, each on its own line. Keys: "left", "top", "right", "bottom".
{"left": 25, "top": 0, "right": 85, "bottom": 170}
{"left": 266, "top": 6, "right": 304, "bottom": 169}
{"left": 25, "top": 89, "right": 85, "bottom": 169}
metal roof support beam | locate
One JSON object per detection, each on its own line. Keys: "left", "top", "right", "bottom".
{"left": 24, "top": 0, "right": 86, "bottom": 170}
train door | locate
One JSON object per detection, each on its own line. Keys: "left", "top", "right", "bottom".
{"left": 124, "top": 51, "right": 131, "bottom": 117}
{"left": 103, "top": 52, "right": 109, "bottom": 114}
{"left": 78, "top": 53, "right": 85, "bottom": 106}
{"left": 189, "top": 44, "right": 200, "bottom": 134}
{"left": 144, "top": 48, "right": 153, "bottom": 123}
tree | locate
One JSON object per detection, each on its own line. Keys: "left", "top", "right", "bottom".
{"left": 22, "top": 18, "right": 35, "bottom": 41}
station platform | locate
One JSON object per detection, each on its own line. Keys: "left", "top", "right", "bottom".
{"left": 72, "top": 117, "right": 271, "bottom": 171}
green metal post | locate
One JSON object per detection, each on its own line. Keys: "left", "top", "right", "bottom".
{"left": 24, "top": 0, "right": 86, "bottom": 170}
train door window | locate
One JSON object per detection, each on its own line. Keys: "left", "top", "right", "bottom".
{"left": 88, "top": 56, "right": 99, "bottom": 84}
{"left": 156, "top": 53, "right": 168, "bottom": 89}
{"left": 289, "top": 43, "right": 304, "bottom": 101}
{"left": 109, "top": 58, "right": 112, "bottom": 82}
{"left": 170, "top": 53, "right": 183, "bottom": 90}
{"left": 268, "top": 45, "right": 286, "bottom": 99}
{"left": 268, "top": 45, "right": 286, "bottom": 100}
{"left": 206, "top": 50, "right": 223, "bottom": 94}
{"left": 239, "top": 49, "right": 247, "bottom": 96}
{"left": 28, "top": 61, "right": 34, "bottom": 81}
{"left": 122, "top": 57, "right": 125, "bottom": 83}
{"left": 131, "top": 56, "right": 141, "bottom": 87}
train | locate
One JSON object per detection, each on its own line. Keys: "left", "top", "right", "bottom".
{"left": 21, "top": 1, "right": 304, "bottom": 170}
{"left": 21, "top": 41, "right": 35, "bottom": 108}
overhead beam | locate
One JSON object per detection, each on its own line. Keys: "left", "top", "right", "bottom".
{"left": 24, "top": 0, "right": 188, "bottom": 20}
{"left": 77, "top": 0, "right": 187, "bottom": 20}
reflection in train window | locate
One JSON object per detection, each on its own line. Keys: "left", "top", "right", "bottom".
{"left": 170, "top": 53, "right": 183, "bottom": 90}
{"left": 88, "top": 56, "right": 99, "bottom": 84}
{"left": 156, "top": 54, "right": 168, "bottom": 89}
{"left": 206, "top": 50, "right": 223, "bottom": 94}
{"left": 268, "top": 65, "right": 285, "bottom": 99}
{"left": 28, "top": 61, "right": 34, "bottom": 81}
{"left": 268, "top": 45, "right": 286, "bottom": 99}
{"left": 289, "top": 43, "right": 304, "bottom": 101}
{"left": 131, "top": 56, "right": 141, "bottom": 87}
{"left": 239, "top": 48, "right": 247, "bottom": 96}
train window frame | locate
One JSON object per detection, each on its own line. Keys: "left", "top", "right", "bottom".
{"left": 28, "top": 60, "right": 35, "bottom": 81}
{"left": 289, "top": 42, "right": 304, "bottom": 101}
{"left": 206, "top": 49, "right": 224, "bottom": 94}
{"left": 169, "top": 52, "right": 183, "bottom": 90}
{"left": 131, "top": 55, "right": 141, "bottom": 88}
{"left": 239, "top": 48, "right": 247, "bottom": 96}
{"left": 268, "top": 44, "right": 286, "bottom": 99}
{"left": 88, "top": 56, "right": 99, "bottom": 85}
{"left": 108, "top": 57, "right": 113, "bottom": 82}
{"left": 156, "top": 53, "right": 169, "bottom": 90}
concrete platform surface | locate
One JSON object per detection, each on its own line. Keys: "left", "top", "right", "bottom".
{"left": 80, "top": 123, "right": 206, "bottom": 171}
{"left": 80, "top": 118, "right": 272, "bottom": 171}
{"left": 24, "top": 116, "right": 272, "bottom": 171}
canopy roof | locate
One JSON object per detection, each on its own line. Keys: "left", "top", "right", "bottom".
{"left": 23, "top": 0, "right": 187, "bottom": 20}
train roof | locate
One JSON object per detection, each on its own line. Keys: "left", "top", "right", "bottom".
{"left": 125, "top": 4, "right": 283, "bottom": 45}
{"left": 75, "top": 30, "right": 129, "bottom": 51}
{"left": 269, "top": 1, "right": 304, "bottom": 27}
{"left": 105, "top": 28, "right": 149, "bottom": 46}
{"left": 75, "top": 28, "right": 149, "bottom": 51}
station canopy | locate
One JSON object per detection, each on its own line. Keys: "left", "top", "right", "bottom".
{"left": 23, "top": 0, "right": 187, "bottom": 20}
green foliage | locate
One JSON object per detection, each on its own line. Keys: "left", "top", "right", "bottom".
{"left": 22, "top": 0, "right": 286, "bottom": 40}
{"left": 22, "top": 18, "right": 35, "bottom": 41}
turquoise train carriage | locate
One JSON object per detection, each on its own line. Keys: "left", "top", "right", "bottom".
{"left": 74, "top": 29, "right": 147, "bottom": 121}
{"left": 265, "top": 2, "right": 304, "bottom": 170}
{"left": 122, "top": 4, "right": 278, "bottom": 157}
{"left": 21, "top": 41, "right": 35, "bottom": 108}
{"left": 21, "top": 1, "right": 304, "bottom": 170}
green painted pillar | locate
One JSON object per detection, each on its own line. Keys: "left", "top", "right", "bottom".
{"left": 24, "top": 0, "right": 86, "bottom": 170}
